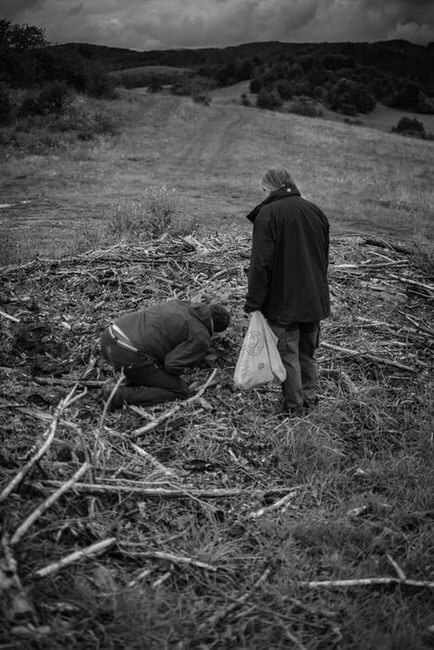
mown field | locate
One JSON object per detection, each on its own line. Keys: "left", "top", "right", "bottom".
{"left": 0, "top": 91, "right": 433, "bottom": 649}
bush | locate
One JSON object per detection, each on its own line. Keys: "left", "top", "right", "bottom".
{"left": 20, "top": 81, "right": 70, "bottom": 116}
{"left": 256, "top": 89, "right": 282, "bottom": 110}
{"left": 0, "top": 83, "right": 11, "bottom": 123}
{"left": 288, "top": 97, "right": 322, "bottom": 117}
{"left": 391, "top": 116, "right": 426, "bottom": 139}
{"left": 241, "top": 93, "right": 251, "bottom": 107}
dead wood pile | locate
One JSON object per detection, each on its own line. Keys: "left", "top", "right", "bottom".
{"left": 0, "top": 231, "right": 432, "bottom": 643}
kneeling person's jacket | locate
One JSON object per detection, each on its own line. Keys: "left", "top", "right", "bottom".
{"left": 111, "top": 300, "right": 213, "bottom": 374}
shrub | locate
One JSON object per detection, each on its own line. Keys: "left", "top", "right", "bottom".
{"left": 256, "top": 89, "right": 282, "bottom": 110}
{"left": 391, "top": 116, "right": 426, "bottom": 139}
{"left": 192, "top": 92, "right": 211, "bottom": 106}
{"left": 288, "top": 97, "right": 322, "bottom": 117}
{"left": 0, "top": 82, "right": 11, "bottom": 123}
{"left": 241, "top": 93, "right": 251, "bottom": 107}
{"left": 20, "top": 81, "right": 70, "bottom": 116}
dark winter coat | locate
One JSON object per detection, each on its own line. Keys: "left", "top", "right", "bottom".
{"left": 111, "top": 300, "right": 213, "bottom": 374}
{"left": 244, "top": 185, "right": 330, "bottom": 324}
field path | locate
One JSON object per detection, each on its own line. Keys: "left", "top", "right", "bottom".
{"left": 1, "top": 91, "right": 432, "bottom": 259}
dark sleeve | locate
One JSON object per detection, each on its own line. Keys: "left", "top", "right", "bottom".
{"left": 244, "top": 211, "right": 275, "bottom": 313}
{"left": 164, "top": 329, "right": 211, "bottom": 374}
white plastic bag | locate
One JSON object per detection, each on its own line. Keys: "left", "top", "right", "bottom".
{"left": 233, "top": 311, "right": 286, "bottom": 391}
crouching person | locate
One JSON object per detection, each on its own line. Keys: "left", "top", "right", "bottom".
{"left": 100, "top": 299, "right": 230, "bottom": 410}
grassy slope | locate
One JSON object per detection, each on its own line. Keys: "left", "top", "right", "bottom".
{"left": 1, "top": 90, "right": 433, "bottom": 262}
{"left": 0, "top": 92, "right": 433, "bottom": 649}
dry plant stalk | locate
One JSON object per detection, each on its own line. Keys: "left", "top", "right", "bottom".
{"left": 0, "top": 386, "right": 85, "bottom": 503}
{"left": 0, "top": 535, "right": 35, "bottom": 622}
{"left": 130, "top": 368, "right": 217, "bottom": 439}
{"left": 130, "top": 442, "right": 178, "bottom": 477}
{"left": 10, "top": 462, "right": 90, "bottom": 546}
{"left": 33, "top": 538, "right": 117, "bottom": 579}
{"left": 299, "top": 577, "right": 434, "bottom": 589}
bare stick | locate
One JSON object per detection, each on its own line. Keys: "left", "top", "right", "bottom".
{"left": 10, "top": 463, "right": 90, "bottom": 546}
{"left": 388, "top": 273, "right": 434, "bottom": 294}
{"left": 0, "top": 386, "right": 82, "bottom": 503}
{"left": 386, "top": 554, "right": 407, "bottom": 581}
{"left": 33, "top": 538, "right": 116, "bottom": 579}
{"left": 33, "top": 481, "right": 301, "bottom": 499}
{"left": 121, "top": 548, "right": 217, "bottom": 572}
{"left": 99, "top": 372, "right": 126, "bottom": 429}
{"left": 249, "top": 488, "right": 303, "bottom": 518}
{"left": 0, "top": 308, "right": 20, "bottom": 323}
{"left": 0, "top": 534, "right": 35, "bottom": 622}
{"left": 130, "top": 442, "right": 178, "bottom": 477}
{"left": 299, "top": 577, "right": 434, "bottom": 589}
{"left": 320, "top": 341, "right": 420, "bottom": 372}
{"left": 130, "top": 369, "right": 217, "bottom": 439}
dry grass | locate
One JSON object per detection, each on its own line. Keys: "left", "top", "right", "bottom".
{"left": 0, "top": 227, "right": 433, "bottom": 648}
{"left": 1, "top": 91, "right": 433, "bottom": 263}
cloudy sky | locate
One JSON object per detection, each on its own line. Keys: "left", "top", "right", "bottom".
{"left": 1, "top": 0, "right": 433, "bottom": 50}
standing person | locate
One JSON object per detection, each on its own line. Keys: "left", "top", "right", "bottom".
{"left": 100, "top": 299, "right": 230, "bottom": 410}
{"left": 244, "top": 167, "right": 330, "bottom": 415}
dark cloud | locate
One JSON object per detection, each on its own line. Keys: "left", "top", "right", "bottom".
{"left": 1, "top": 0, "right": 432, "bottom": 49}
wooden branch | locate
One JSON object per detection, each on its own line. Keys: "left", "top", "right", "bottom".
{"left": 130, "top": 442, "right": 178, "bottom": 477}
{"left": 0, "top": 308, "right": 20, "bottom": 323}
{"left": 248, "top": 488, "right": 303, "bottom": 518}
{"left": 362, "top": 237, "right": 414, "bottom": 255}
{"left": 33, "top": 538, "right": 116, "bottom": 579}
{"left": 320, "top": 341, "right": 420, "bottom": 372}
{"left": 33, "top": 481, "right": 300, "bottom": 499}
{"left": 130, "top": 369, "right": 217, "bottom": 439}
{"left": 0, "top": 534, "right": 35, "bottom": 622}
{"left": 299, "top": 577, "right": 434, "bottom": 589}
{"left": 0, "top": 386, "right": 84, "bottom": 503}
{"left": 388, "top": 273, "right": 434, "bottom": 294}
{"left": 10, "top": 462, "right": 90, "bottom": 546}
{"left": 121, "top": 548, "right": 217, "bottom": 572}
{"left": 34, "top": 376, "right": 105, "bottom": 388}
{"left": 100, "top": 372, "right": 126, "bottom": 429}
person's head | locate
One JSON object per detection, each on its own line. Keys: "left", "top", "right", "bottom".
{"left": 210, "top": 303, "right": 230, "bottom": 333}
{"left": 261, "top": 167, "right": 296, "bottom": 194}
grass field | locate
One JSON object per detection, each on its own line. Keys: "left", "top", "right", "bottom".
{"left": 0, "top": 90, "right": 433, "bottom": 649}
{"left": 1, "top": 89, "right": 433, "bottom": 262}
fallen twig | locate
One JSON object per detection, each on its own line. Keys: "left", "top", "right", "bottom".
{"left": 320, "top": 341, "right": 421, "bottom": 372}
{"left": 0, "top": 386, "right": 83, "bottom": 503}
{"left": 130, "top": 369, "right": 217, "bottom": 439}
{"left": 299, "top": 577, "right": 434, "bottom": 589}
{"left": 0, "top": 534, "right": 35, "bottom": 622}
{"left": 33, "top": 538, "right": 116, "bottom": 579}
{"left": 248, "top": 487, "right": 303, "bottom": 518}
{"left": 10, "top": 462, "right": 90, "bottom": 546}
{"left": 120, "top": 547, "right": 217, "bottom": 572}
{"left": 0, "top": 308, "right": 20, "bottom": 323}
{"left": 130, "top": 442, "right": 178, "bottom": 477}
{"left": 32, "top": 482, "right": 300, "bottom": 499}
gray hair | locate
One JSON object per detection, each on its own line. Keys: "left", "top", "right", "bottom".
{"left": 261, "top": 168, "right": 296, "bottom": 192}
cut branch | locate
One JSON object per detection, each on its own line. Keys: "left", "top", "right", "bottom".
{"left": 33, "top": 538, "right": 116, "bottom": 579}
{"left": 32, "top": 481, "right": 300, "bottom": 499}
{"left": 0, "top": 386, "right": 84, "bottom": 503}
{"left": 320, "top": 341, "right": 421, "bottom": 372}
{"left": 130, "top": 369, "right": 217, "bottom": 439}
{"left": 10, "top": 462, "right": 90, "bottom": 546}
{"left": 299, "top": 577, "right": 434, "bottom": 589}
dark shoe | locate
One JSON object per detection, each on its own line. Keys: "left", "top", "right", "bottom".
{"left": 303, "top": 397, "right": 319, "bottom": 411}
{"left": 275, "top": 401, "right": 304, "bottom": 419}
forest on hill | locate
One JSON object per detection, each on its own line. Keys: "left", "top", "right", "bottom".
{"left": 1, "top": 16, "right": 434, "bottom": 122}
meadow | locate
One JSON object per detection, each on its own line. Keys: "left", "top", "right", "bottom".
{"left": 0, "top": 89, "right": 433, "bottom": 649}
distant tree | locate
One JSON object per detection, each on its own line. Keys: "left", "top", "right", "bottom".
{"left": 328, "top": 77, "right": 375, "bottom": 114}
{"left": 241, "top": 93, "right": 251, "bottom": 106}
{"left": 392, "top": 116, "right": 426, "bottom": 138}
{"left": 256, "top": 88, "right": 282, "bottom": 110}
{"left": 276, "top": 79, "right": 292, "bottom": 100}
{"left": 388, "top": 81, "right": 434, "bottom": 113}
{"left": 0, "top": 18, "right": 47, "bottom": 51}
{"left": 249, "top": 77, "right": 263, "bottom": 94}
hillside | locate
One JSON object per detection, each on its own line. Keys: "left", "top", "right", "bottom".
{"left": 1, "top": 92, "right": 433, "bottom": 262}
